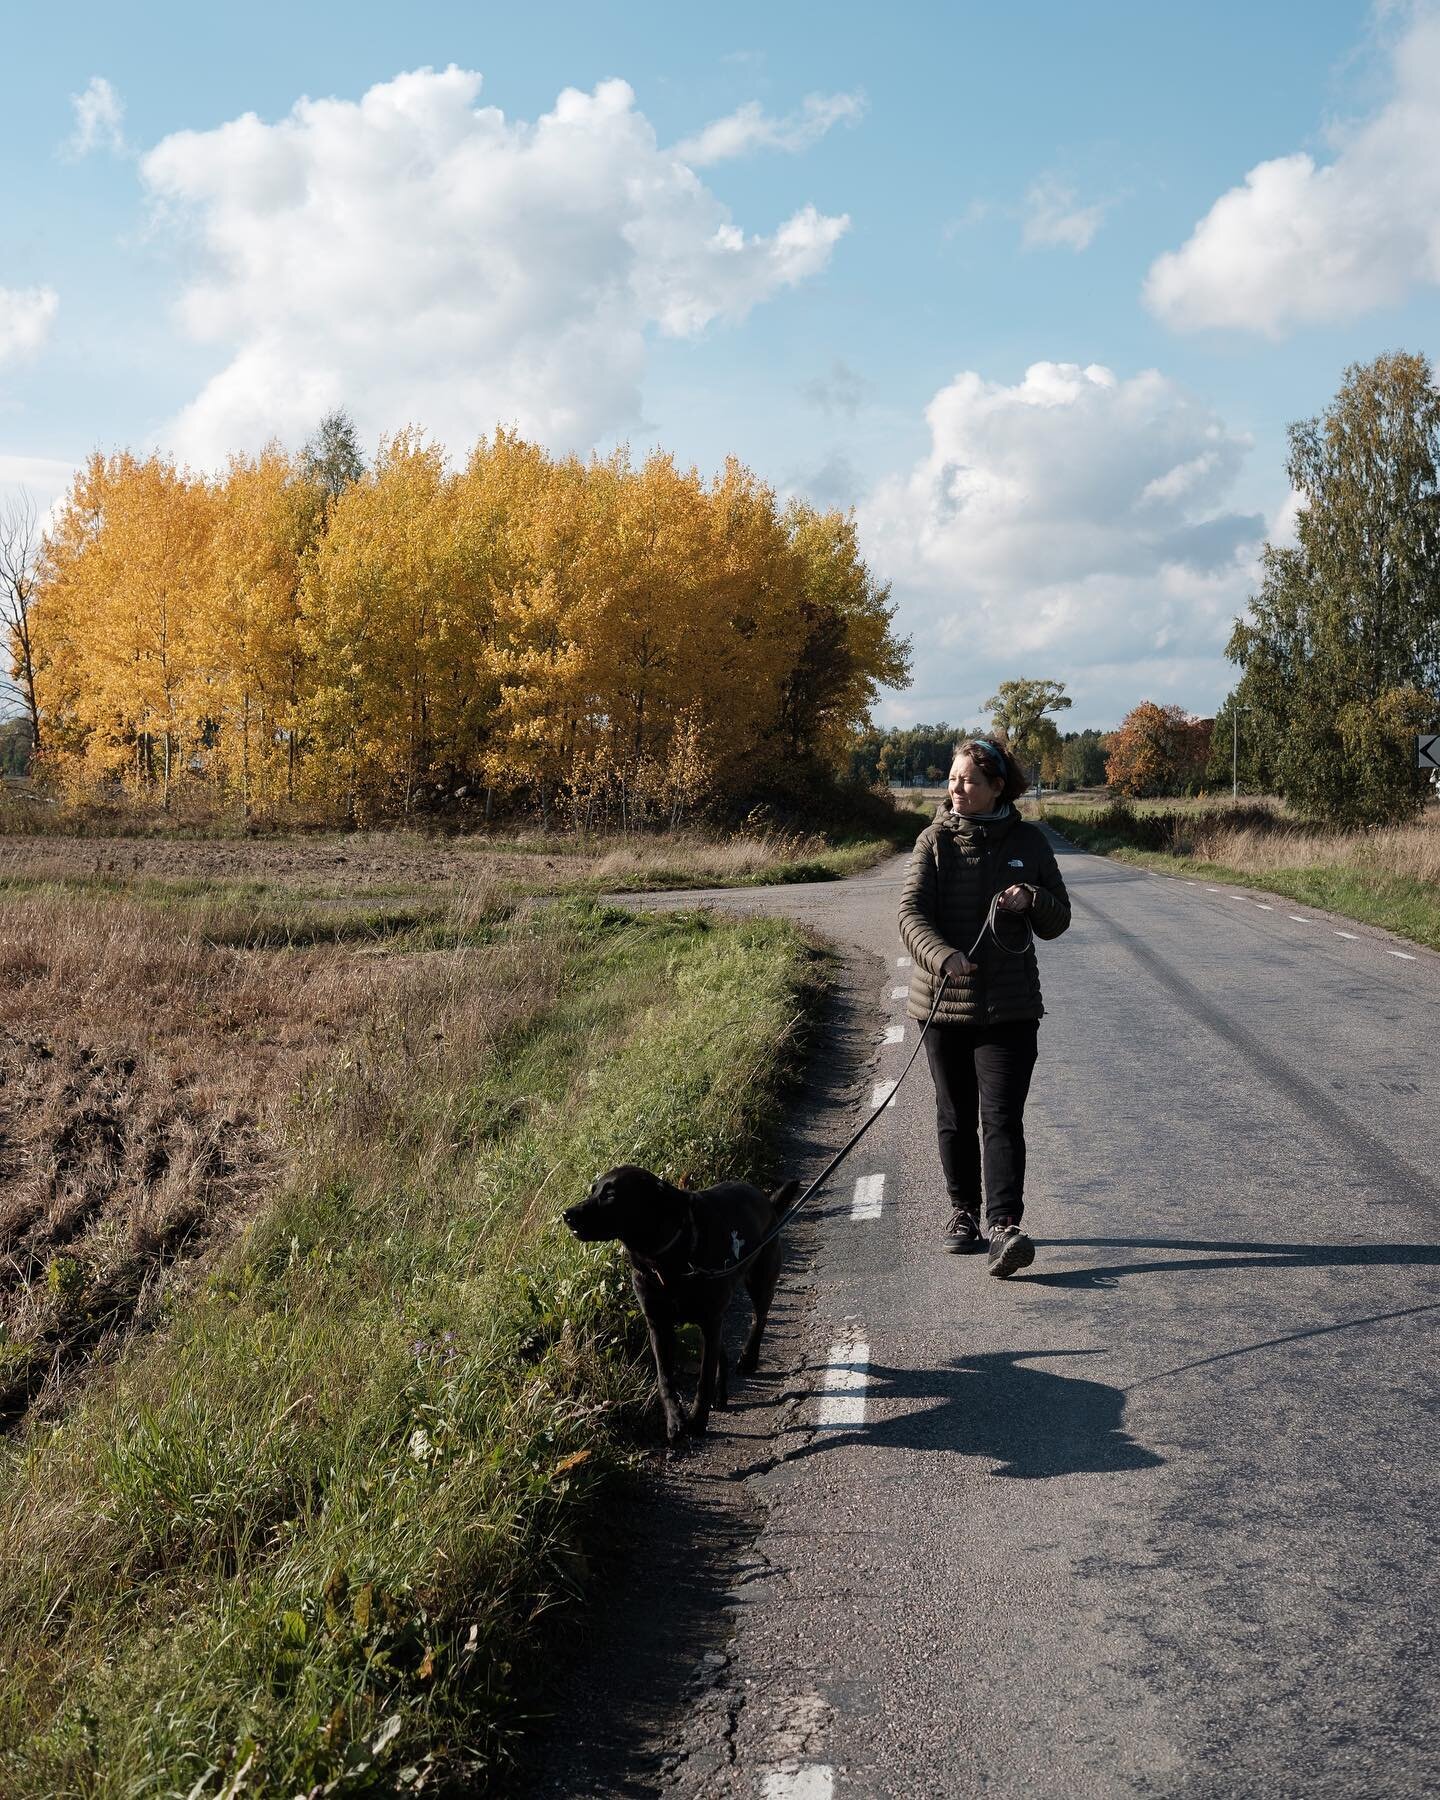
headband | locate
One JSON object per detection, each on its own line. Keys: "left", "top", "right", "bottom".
{"left": 968, "top": 739, "right": 1007, "bottom": 769}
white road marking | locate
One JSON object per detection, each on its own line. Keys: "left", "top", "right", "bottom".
{"left": 890, "top": 984, "right": 908, "bottom": 999}
{"left": 1254, "top": 903, "right": 1273, "bottom": 911}
{"left": 816, "top": 1339, "right": 871, "bottom": 1429}
{"left": 1288, "top": 915, "right": 1311, "bottom": 923}
{"left": 870, "top": 1080, "right": 898, "bottom": 1109}
{"left": 1335, "top": 931, "right": 1358, "bottom": 940}
{"left": 1388, "top": 950, "right": 1417, "bottom": 960}
{"left": 1206, "top": 887, "right": 1221, "bottom": 892}
{"left": 883, "top": 1023, "right": 904, "bottom": 1045}
{"left": 851, "top": 1173, "right": 884, "bottom": 1220}
{"left": 896, "top": 955, "right": 912, "bottom": 967}
{"left": 763, "top": 1768, "right": 834, "bottom": 1800}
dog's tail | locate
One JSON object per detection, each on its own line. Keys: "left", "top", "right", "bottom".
{"left": 770, "top": 1178, "right": 802, "bottom": 1220}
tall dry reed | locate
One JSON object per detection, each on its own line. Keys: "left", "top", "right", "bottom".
{"left": 1189, "top": 812, "right": 1440, "bottom": 883}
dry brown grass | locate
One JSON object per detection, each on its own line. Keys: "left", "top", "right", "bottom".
{"left": 0, "top": 885, "right": 557, "bottom": 1426}
{"left": 1186, "top": 810, "right": 1440, "bottom": 884}
{"left": 588, "top": 825, "right": 830, "bottom": 882}
{"left": 0, "top": 821, "right": 855, "bottom": 896}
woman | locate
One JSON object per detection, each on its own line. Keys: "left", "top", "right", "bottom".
{"left": 897, "top": 738, "right": 1071, "bottom": 1276}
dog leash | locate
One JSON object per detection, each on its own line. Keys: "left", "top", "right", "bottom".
{"left": 684, "top": 890, "right": 1036, "bottom": 1280}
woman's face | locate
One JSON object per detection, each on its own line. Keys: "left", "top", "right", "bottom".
{"left": 949, "top": 753, "right": 1005, "bottom": 816}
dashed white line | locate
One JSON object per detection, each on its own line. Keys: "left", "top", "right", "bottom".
{"left": 1388, "top": 950, "right": 1417, "bottom": 960}
{"left": 1335, "top": 931, "right": 1358, "bottom": 940}
{"left": 1288, "top": 915, "right": 1311, "bottom": 923}
{"left": 1254, "top": 903, "right": 1273, "bottom": 911}
{"left": 896, "top": 955, "right": 912, "bottom": 968}
{"left": 870, "top": 1080, "right": 898, "bottom": 1109}
{"left": 851, "top": 1173, "right": 884, "bottom": 1220}
{"left": 763, "top": 1767, "right": 835, "bottom": 1800}
{"left": 883, "top": 1023, "right": 904, "bottom": 1045}
{"left": 816, "top": 1338, "right": 871, "bottom": 1429}
{"left": 890, "top": 984, "right": 908, "bottom": 1000}
{"left": 1206, "top": 887, "right": 1221, "bottom": 893}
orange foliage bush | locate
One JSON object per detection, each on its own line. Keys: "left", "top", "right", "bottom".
{"left": 1105, "top": 701, "right": 1213, "bottom": 797}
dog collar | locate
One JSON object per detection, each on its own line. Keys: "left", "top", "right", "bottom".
{"left": 645, "top": 1221, "right": 686, "bottom": 1259}
{"left": 635, "top": 1205, "right": 699, "bottom": 1284}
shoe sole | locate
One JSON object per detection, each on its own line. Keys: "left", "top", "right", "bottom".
{"left": 988, "top": 1234, "right": 1036, "bottom": 1278}
{"left": 941, "top": 1237, "right": 987, "bottom": 1254}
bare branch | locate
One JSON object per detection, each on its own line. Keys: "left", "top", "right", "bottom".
{"left": 0, "top": 488, "right": 44, "bottom": 751}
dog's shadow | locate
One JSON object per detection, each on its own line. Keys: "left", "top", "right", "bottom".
{"left": 747, "top": 1348, "right": 1163, "bottom": 1480}
{"left": 1026, "top": 1236, "right": 1440, "bottom": 1290}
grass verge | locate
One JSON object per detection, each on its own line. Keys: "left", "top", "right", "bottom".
{"left": 0, "top": 890, "right": 822, "bottom": 1796}
{"left": 1045, "top": 802, "right": 1440, "bottom": 953}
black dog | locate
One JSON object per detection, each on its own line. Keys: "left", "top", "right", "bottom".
{"left": 563, "top": 1165, "right": 799, "bottom": 1442}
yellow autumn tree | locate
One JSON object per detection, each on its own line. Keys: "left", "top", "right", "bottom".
{"left": 454, "top": 433, "right": 587, "bottom": 812}
{"left": 33, "top": 453, "right": 216, "bottom": 802}
{"left": 201, "top": 447, "right": 326, "bottom": 813}
{"left": 776, "top": 501, "right": 911, "bottom": 765}
{"left": 300, "top": 432, "right": 473, "bottom": 817}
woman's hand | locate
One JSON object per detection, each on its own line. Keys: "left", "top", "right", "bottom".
{"left": 996, "top": 884, "right": 1032, "bottom": 913}
{"left": 941, "top": 950, "right": 975, "bottom": 979}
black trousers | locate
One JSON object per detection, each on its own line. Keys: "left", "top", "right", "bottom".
{"left": 923, "top": 1018, "right": 1039, "bottom": 1224}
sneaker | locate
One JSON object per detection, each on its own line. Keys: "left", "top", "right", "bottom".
{"left": 987, "top": 1218, "right": 1035, "bottom": 1278}
{"left": 941, "top": 1207, "right": 985, "bottom": 1254}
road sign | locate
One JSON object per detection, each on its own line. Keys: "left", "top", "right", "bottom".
{"left": 1420, "top": 734, "right": 1440, "bottom": 771}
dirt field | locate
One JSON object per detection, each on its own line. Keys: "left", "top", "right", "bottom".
{"left": 0, "top": 876, "right": 535, "bottom": 1428}
{"left": 0, "top": 820, "right": 862, "bottom": 895}
{"left": 0, "top": 829, "right": 555, "bottom": 893}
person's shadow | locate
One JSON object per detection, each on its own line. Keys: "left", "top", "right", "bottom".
{"left": 1025, "top": 1237, "right": 1440, "bottom": 1289}
{"left": 769, "top": 1348, "right": 1163, "bottom": 1479}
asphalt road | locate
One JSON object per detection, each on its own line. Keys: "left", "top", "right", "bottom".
{"left": 579, "top": 833, "right": 1440, "bottom": 1799}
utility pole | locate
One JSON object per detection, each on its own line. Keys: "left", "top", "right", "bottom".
{"left": 1232, "top": 705, "right": 1250, "bottom": 798}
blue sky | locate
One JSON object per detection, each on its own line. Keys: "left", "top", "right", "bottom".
{"left": 5, "top": 0, "right": 1438, "bottom": 728}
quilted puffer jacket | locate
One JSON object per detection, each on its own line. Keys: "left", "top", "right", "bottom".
{"left": 898, "top": 807, "right": 1071, "bottom": 1026}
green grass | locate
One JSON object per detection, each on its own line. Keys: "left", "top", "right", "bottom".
{"left": 0, "top": 896, "right": 822, "bottom": 1796}
{"left": 1046, "top": 804, "right": 1440, "bottom": 953}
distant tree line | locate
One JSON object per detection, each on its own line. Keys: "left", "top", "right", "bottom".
{"left": 853, "top": 702, "right": 1111, "bottom": 793}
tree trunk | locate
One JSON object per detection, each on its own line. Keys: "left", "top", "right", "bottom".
{"left": 241, "top": 689, "right": 251, "bottom": 820}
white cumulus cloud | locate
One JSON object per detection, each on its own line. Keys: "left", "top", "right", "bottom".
{"left": 1145, "top": 12, "right": 1440, "bottom": 334}
{"left": 65, "top": 75, "right": 127, "bottom": 158}
{"left": 674, "top": 91, "right": 864, "bottom": 166}
{"left": 0, "top": 287, "right": 58, "bottom": 365}
{"left": 139, "top": 66, "right": 850, "bottom": 466}
{"left": 858, "top": 361, "right": 1265, "bottom": 725}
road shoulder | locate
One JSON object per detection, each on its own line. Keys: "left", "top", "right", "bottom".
{"left": 508, "top": 942, "right": 885, "bottom": 1796}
